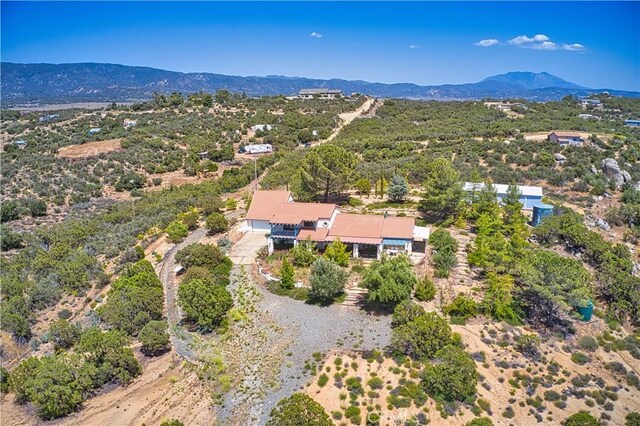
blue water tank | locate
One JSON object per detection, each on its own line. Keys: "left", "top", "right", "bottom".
{"left": 577, "top": 301, "right": 594, "bottom": 322}
{"left": 532, "top": 203, "right": 554, "bottom": 227}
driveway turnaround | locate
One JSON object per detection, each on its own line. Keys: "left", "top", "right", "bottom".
{"left": 229, "top": 231, "right": 268, "bottom": 264}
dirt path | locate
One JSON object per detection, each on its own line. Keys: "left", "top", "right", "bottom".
{"left": 157, "top": 227, "right": 208, "bottom": 363}
{"left": 321, "top": 97, "right": 375, "bottom": 144}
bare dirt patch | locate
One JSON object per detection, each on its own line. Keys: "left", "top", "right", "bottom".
{"left": 307, "top": 323, "right": 640, "bottom": 426}
{"left": 57, "top": 138, "right": 122, "bottom": 159}
{"left": 0, "top": 351, "right": 216, "bottom": 426}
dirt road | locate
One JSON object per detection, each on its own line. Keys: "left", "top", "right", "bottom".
{"left": 321, "top": 97, "right": 376, "bottom": 144}
{"left": 157, "top": 227, "right": 208, "bottom": 363}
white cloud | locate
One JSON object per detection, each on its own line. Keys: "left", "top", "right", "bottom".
{"left": 533, "top": 41, "right": 558, "bottom": 50}
{"left": 310, "top": 32, "right": 322, "bottom": 38}
{"left": 475, "top": 39, "right": 499, "bottom": 47}
{"left": 504, "top": 34, "right": 586, "bottom": 51}
{"left": 509, "top": 34, "right": 550, "bottom": 46}
{"left": 562, "top": 43, "right": 586, "bottom": 51}
{"left": 408, "top": 44, "right": 419, "bottom": 49}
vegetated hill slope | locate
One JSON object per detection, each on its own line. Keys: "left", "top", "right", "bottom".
{"left": 3, "top": 62, "right": 639, "bottom": 104}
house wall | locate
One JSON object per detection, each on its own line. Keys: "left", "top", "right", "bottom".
{"left": 248, "top": 219, "right": 271, "bottom": 233}
{"left": 496, "top": 194, "right": 542, "bottom": 210}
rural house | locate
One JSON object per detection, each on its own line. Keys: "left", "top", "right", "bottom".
{"left": 548, "top": 132, "right": 584, "bottom": 146}
{"left": 299, "top": 89, "right": 343, "bottom": 99}
{"left": 250, "top": 124, "right": 273, "bottom": 132}
{"left": 463, "top": 182, "right": 543, "bottom": 209}
{"left": 241, "top": 144, "right": 273, "bottom": 154}
{"left": 581, "top": 99, "right": 602, "bottom": 108}
{"left": 39, "top": 114, "right": 60, "bottom": 123}
{"left": 123, "top": 119, "right": 137, "bottom": 128}
{"left": 246, "top": 190, "right": 429, "bottom": 259}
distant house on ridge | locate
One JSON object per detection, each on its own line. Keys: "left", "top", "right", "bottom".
{"left": 548, "top": 132, "right": 584, "bottom": 146}
{"left": 299, "top": 89, "right": 342, "bottom": 99}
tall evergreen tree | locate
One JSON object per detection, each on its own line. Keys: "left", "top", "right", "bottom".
{"left": 421, "top": 158, "right": 462, "bottom": 220}
{"left": 388, "top": 175, "right": 409, "bottom": 202}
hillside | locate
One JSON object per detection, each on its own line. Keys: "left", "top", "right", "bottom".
{"left": 2, "top": 62, "right": 639, "bottom": 104}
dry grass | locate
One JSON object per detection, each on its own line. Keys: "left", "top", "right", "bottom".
{"left": 57, "top": 138, "right": 122, "bottom": 159}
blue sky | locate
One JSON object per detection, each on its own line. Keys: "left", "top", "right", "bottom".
{"left": 2, "top": 2, "right": 639, "bottom": 90}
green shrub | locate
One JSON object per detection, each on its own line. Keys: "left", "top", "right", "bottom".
{"left": 571, "top": 352, "right": 591, "bottom": 365}
{"left": 317, "top": 373, "right": 329, "bottom": 387}
{"left": 502, "top": 406, "right": 515, "bottom": 419}
{"left": 415, "top": 277, "right": 436, "bottom": 301}
{"left": 565, "top": 411, "right": 600, "bottom": 426}
{"left": 205, "top": 212, "right": 229, "bottom": 234}
{"left": 577, "top": 336, "right": 599, "bottom": 352}
{"left": 443, "top": 294, "right": 478, "bottom": 319}
{"left": 514, "top": 334, "right": 541, "bottom": 358}
{"left": 344, "top": 405, "right": 362, "bottom": 425}
{"left": 367, "top": 376, "right": 384, "bottom": 390}
{"left": 279, "top": 258, "right": 295, "bottom": 290}
{"left": 363, "top": 255, "right": 417, "bottom": 307}
{"left": 290, "top": 239, "right": 317, "bottom": 267}
{"left": 138, "top": 320, "right": 170, "bottom": 356}
{"left": 177, "top": 279, "right": 233, "bottom": 331}
{"left": 308, "top": 258, "right": 347, "bottom": 304}
{"left": 323, "top": 239, "right": 350, "bottom": 267}
{"left": 267, "top": 393, "right": 332, "bottom": 426}
{"left": 422, "top": 345, "right": 478, "bottom": 401}
{"left": 626, "top": 412, "right": 640, "bottom": 426}
{"left": 165, "top": 220, "right": 188, "bottom": 243}
{"left": 391, "top": 300, "right": 426, "bottom": 328}
{"left": 391, "top": 312, "right": 453, "bottom": 360}
{"left": 465, "top": 418, "right": 494, "bottom": 426}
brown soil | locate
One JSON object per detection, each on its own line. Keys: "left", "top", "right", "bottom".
{"left": 307, "top": 322, "right": 640, "bottom": 426}
{"left": 57, "top": 139, "right": 122, "bottom": 159}
{"left": 0, "top": 350, "right": 216, "bottom": 426}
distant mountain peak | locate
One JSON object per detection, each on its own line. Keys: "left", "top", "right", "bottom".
{"left": 480, "top": 71, "right": 587, "bottom": 90}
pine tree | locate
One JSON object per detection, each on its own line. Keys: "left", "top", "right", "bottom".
{"left": 387, "top": 175, "right": 409, "bottom": 202}
{"left": 280, "top": 258, "right": 295, "bottom": 289}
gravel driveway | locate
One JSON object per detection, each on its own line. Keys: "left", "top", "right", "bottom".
{"left": 256, "top": 287, "right": 391, "bottom": 424}
{"left": 219, "top": 229, "right": 392, "bottom": 425}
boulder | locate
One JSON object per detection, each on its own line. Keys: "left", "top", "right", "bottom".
{"left": 554, "top": 153, "right": 567, "bottom": 162}
{"left": 590, "top": 164, "right": 598, "bottom": 174}
{"left": 601, "top": 158, "right": 624, "bottom": 187}
{"left": 595, "top": 218, "right": 611, "bottom": 232}
{"left": 622, "top": 170, "right": 632, "bottom": 183}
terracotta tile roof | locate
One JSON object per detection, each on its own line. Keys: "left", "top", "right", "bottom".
{"left": 270, "top": 202, "right": 337, "bottom": 224}
{"left": 328, "top": 214, "right": 384, "bottom": 241}
{"left": 381, "top": 216, "right": 415, "bottom": 239}
{"left": 246, "top": 190, "right": 292, "bottom": 221}
{"left": 327, "top": 214, "right": 415, "bottom": 244}
{"left": 296, "top": 228, "right": 329, "bottom": 241}
{"left": 551, "top": 132, "right": 583, "bottom": 139}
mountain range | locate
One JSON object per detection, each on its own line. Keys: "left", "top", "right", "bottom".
{"left": 2, "top": 62, "right": 638, "bottom": 105}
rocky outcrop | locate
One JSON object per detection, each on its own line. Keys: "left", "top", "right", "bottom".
{"left": 555, "top": 153, "right": 566, "bottom": 163}
{"left": 601, "top": 158, "right": 626, "bottom": 187}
